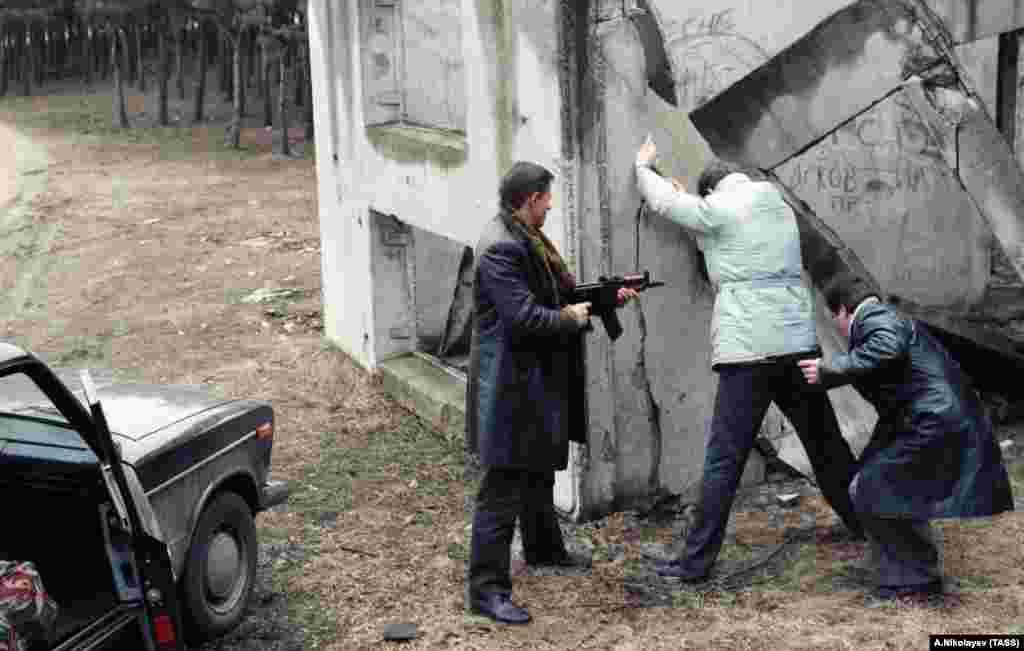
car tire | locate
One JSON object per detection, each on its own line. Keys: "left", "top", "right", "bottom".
{"left": 181, "top": 491, "right": 257, "bottom": 644}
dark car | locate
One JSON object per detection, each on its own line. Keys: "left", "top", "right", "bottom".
{"left": 0, "top": 343, "right": 289, "bottom": 650}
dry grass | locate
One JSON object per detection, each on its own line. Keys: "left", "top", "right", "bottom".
{"left": 3, "top": 92, "right": 1024, "bottom": 650}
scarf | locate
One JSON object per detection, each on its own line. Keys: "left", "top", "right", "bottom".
{"left": 508, "top": 210, "right": 576, "bottom": 293}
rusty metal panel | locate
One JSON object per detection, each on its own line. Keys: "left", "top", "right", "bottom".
{"left": 690, "top": 0, "right": 946, "bottom": 170}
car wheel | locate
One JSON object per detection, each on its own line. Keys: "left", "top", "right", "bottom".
{"left": 181, "top": 491, "right": 257, "bottom": 644}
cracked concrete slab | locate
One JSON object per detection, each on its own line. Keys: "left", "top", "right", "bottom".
{"left": 927, "top": 0, "right": 1024, "bottom": 44}
{"left": 691, "top": 0, "right": 950, "bottom": 171}
{"left": 688, "top": 0, "right": 1024, "bottom": 363}
{"left": 901, "top": 80, "right": 1024, "bottom": 283}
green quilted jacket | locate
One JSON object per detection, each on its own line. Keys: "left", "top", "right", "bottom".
{"left": 636, "top": 166, "right": 818, "bottom": 367}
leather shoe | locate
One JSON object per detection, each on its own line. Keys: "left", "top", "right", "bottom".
{"left": 655, "top": 560, "right": 710, "bottom": 583}
{"left": 469, "top": 592, "right": 531, "bottom": 625}
{"left": 527, "top": 551, "right": 591, "bottom": 569}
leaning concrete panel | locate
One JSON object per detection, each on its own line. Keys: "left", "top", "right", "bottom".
{"left": 411, "top": 226, "right": 467, "bottom": 355}
{"left": 775, "top": 91, "right": 990, "bottom": 309}
{"left": 691, "top": 0, "right": 948, "bottom": 171}
{"left": 925, "top": 0, "right": 1024, "bottom": 44}
{"left": 688, "top": 0, "right": 1024, "bottom": 359}
{"left": 901, "top": 80, "right": 1024, "bottom": 282}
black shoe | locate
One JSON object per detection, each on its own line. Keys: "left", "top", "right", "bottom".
{"left": 655, "top": 560, "right": 710, "bottom": 583}
{"left": 469, "top": 592, "right": 531, "bottom": 625}
{"left": 526, "top": 550, "right": 591, "bottom": 569}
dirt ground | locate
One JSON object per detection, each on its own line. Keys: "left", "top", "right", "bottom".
{"left": 3, "top": 85, "right": 1024, "bottom": 651}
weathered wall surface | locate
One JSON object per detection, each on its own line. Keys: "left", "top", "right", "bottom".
{"left": 311, "top": 0, "right": 1024, "bottom": 521}
{"left": 308, "top": 0, "right": 569, "bottom": 370}
{"left": 574, "top": 0, "right": 882, "bottom": 512}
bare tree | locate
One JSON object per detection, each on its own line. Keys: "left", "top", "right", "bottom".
{"left": 192, "top": 16, "right": 209, "bottom": 122}
{"left": 191, "top": 0, "right": 264, "bottom": 148}
{"left": 260, "top": 29, "right": 272, "bottom": 127}
{"left": 156, "top": 11, "right": 170, "bottom": 125}
{"left": 174, "top": 12, "right": 185, "bottom": 100}
{"left": 135, "top": 19, "right": 146, "bottom": 91}
{"left": 79, "top": 17, "right": 92, "bottom": 87}
{"left": 22, "top": 21, "right": 32, "bottom": 95}
{"left": 272, "top": 31, "right": 289, "bottom": 156}
{"left": 111, "top": 23, "right": 131, "bottom": 128}
{"left": 0, "top": 22, "right": 10, "bottom": 97}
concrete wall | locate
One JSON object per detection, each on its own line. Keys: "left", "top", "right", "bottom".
{"left": 308, "top": 0, "right": 570, "bottom": 370}
{"left": 310, "top": 0, "right": 1021, "bottom": 521}
{"left": 308, "top": 0, "right": 591, "bottom": 515}
{"left": 573, "top": 0, "right": 882, "bottom": 514}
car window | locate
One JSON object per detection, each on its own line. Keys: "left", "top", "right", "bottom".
{"left": 0, "top": 373, "right": 95, "bottom": 457}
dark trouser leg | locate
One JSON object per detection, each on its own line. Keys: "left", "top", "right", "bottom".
{"left": 774, "top": 363, "right": 863, "bottom": 537}
{"left": 850, "top": 474, "right": 940, "bottom": 594}
{"left": 469, "top": 468, "right": 523, "bottom": 598}
{"left": 519, "top": 471, "right": 566, "bottom": 564}
{"left": 678, "top": 365, "right": 774, "bottom": 575}
{"left": 860, "top": 516, "right": 940, "bottom": 593}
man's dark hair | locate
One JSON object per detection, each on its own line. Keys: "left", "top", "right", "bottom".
{"left": 500, "top": 161, "right": 554, "bottom": 210}
{"left": 697, "top": 159, "right": 741, "bottom": 197}
{"left": 822, "top": 272, "right": 880, "bottom": 314}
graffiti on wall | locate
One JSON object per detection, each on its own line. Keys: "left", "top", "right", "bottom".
{"left": 776, "top": 92, "right": 985, "bottom": 305}
{"left": 783, "top": 99, "right": 947, "bottom": 218}
{"left": 661, "top": 9, "right": 769, "bottom": 108}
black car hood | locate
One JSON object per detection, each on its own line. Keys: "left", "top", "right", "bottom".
{"left": 3, "top": 368, "right": 231, "bottom": 442}
{"left": 85, "top": 383, "right": 231, "bottom": 441}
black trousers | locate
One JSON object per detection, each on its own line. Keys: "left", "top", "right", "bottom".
{"left": 468, "top": 467, "right": 567, "bottom": 598}
{"left": 678, "top": 360, "right": 863, "bottom": 576}
{"left": 850, "top": 474, "right": 942, "bottom": 593}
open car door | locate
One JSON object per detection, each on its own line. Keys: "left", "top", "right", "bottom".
{"left": 76, "top": 370, "right": 187, "bottom": 651}
{"left": 0, "top": 344, "right": 187, "bottom": 651}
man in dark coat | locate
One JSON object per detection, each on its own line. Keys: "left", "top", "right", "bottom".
{"left": 465, "top": 161, "right": 636, "bottom": 624}
{"left": 799, "top": 272, "right": 1014, "bottom": 602}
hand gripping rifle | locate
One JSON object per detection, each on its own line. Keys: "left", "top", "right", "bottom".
{"left": 568, "top": 271, "right": 665, "bottom": 341}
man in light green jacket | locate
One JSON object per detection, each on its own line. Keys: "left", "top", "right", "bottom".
{"left": 635, "top": 140, "right": 863, "bottom": 582}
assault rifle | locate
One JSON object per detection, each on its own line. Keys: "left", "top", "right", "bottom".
{"left": 569, "top": 271, "right": 665, "bottom": 341}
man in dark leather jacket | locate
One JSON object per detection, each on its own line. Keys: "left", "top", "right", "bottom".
{"left": 799, "top": 272, "right": 1014, "bottom": 602}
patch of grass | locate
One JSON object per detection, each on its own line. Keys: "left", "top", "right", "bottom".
{"left": 258, "top": 523, "right": 294, "bottom": 545}
{"left": 271, "top": 412, "right": 463, "bottom": 645}
{"left": 447, "top": 541, "right": 469, "bottom": 562}
{"left": 957, "top": 575, "right": 996, "bottom": 590}
{"left": 2, "top": 93, "right": 259, "bottom": 160}
{"left": 51, "top": 335, "right": 112, "bottom": 366}
{"left": 743, "top": 541, "right": 818, "bottom": 592}
{"left": 1008, "top": 458, "right": 1024, "bottom": 496}
{"left": 718, "top": 542, "right": 758, "bottom": 563}
{"left": 272, "top": 560, "right": 337, "bottom": 648}
{"left": 226, "top": 288, "right": 309, "bottom": 320}
{"left": 708, "top": 589, "right": 742, "bottom": 608}
{"left": 640, "top": 526, "right": 661, "bottom": 543}
{"left": 413, "top": 511, "right": 435, "bottom": 527}
{"left": 672, "top": 589, "right": 708, "bottom": 609}
{"left": 286, "top": 413, "right": 463, "bottom": 527}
